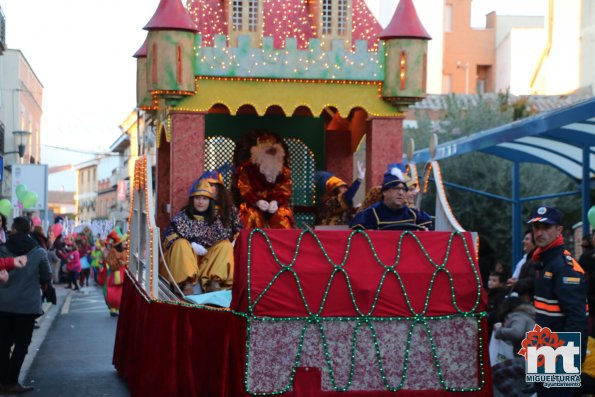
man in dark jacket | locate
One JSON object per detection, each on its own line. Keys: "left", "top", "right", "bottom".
{"left": 0, "top": 216, "right": 51, "bottom": 394}
{"left": 350, "top": 167, "right": 433, "bottom": 231}
{"left": 529, "top": 206, "right": 588, "bottom": 397}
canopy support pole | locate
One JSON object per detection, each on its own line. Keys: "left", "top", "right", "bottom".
{"left": 583, "top": 147, "right": 591, "bottom": 235}
{"left": 512, "top": 161, "right": 521, "bottom": 266}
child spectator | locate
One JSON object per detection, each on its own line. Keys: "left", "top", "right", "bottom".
{"left": 487, "top": 271, "right": 508, "bottom": 336}
{"left": 90, "top": 240, "right": 105, "bottom": 286}
{"left": 77, "top": 239, "right": 91, "bottom": 287}
{"left": 62, "top": 241, "right": 81, "bottom": 291}
{"left": 491, "top": 296, "right": 536, "bottom": 396}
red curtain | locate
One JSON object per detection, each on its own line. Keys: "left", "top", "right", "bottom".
{"left": 114, "top": 275, "right": 247, "bottom": 397}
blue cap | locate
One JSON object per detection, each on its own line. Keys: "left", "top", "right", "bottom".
{"left": 527, "top": 206, "right": 562, "bottom": 225}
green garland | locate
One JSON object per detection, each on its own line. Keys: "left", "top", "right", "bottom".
{"left": 244, "top": 229, "right": 487, "bottom": 395}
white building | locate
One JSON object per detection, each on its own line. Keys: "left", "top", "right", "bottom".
{"left": 0, "top": 49, "right": 42, "bottom": 164}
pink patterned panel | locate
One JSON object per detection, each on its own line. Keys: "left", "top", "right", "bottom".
{"left": 247, "top": 318, "right": 481, "bottom": 393}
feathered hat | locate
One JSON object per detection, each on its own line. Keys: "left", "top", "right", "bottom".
{"left": 382, "top": 166, "right": 408, "bottom": 192}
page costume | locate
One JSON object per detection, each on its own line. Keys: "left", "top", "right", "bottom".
{"left": 315, "top": 174, "right": 361, "bottom": 226}
{"left": 161, "top": 178, "right": 242, "bottom": 291}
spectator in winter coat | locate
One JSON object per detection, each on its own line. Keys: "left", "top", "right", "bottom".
{"left": 0, "top": 216, "right": 51, "bottom": 393}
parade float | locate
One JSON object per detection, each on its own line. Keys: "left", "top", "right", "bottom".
{"left": 114, "top": 0, "right": 492, "bottom": 395}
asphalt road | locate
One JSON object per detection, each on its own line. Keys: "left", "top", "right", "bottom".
{"left": 15, "top": 284, "right": 130, "bottom": 397}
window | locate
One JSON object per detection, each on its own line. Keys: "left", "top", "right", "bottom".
{"left": 229, "top": 0, "right": 261, "bottom": 46}
{"left": 232, "top": 0, "right": 242, "bottom": 31}
{"left": 176, "top": 45, "right": 182, "bottom": 84}
{"left": 248, "top": 0, "right": 257, "bottom": 32}
{"left": 442, "top": 74, "right": 452, "bottom": 94}
{"left": 444, "top": 5, "right": 453, "bottom": 33}
{"left": 337, "top": 0, "right": 347, "bottom": 35}
{"left": 400, "top": 51, "right": 407, "bottom": 90}
{"left": 322, "top": 0, "right": 332, "bottom": 34}
{"left": 151, "top": 43, "right": 158, "bottom": 84}
{"left": 319, "top": 0, "right": 351, "bottom": 48}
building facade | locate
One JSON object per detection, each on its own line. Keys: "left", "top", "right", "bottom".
{"left": 48, "top": 190, "right": 75, "bottom": 218}
{"left": 0, "top": 49, "right": 42, "bottom": 165}
{"left": 442, "top": 0, "right": 495, "bottom": 94}
{"left": 75, "top": 159, "right": 98, "bottom": 222}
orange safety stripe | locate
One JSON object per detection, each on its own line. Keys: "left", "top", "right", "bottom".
{"left": 535, "top": 300, "right": 589, "bottom": 314}
{"left": 534, "top": 300, "right": 561, "bottom": 313}
{"left": 564, "top": 250, "right": 585, "bottom": 274}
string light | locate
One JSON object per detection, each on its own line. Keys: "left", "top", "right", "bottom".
{"left": 185, "top": 0, "right": 384, "bottom": 81}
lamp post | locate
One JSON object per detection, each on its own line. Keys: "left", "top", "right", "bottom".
{"left": 0, "top": 130, "right": 30, "bottom": 181}
{"left": 4, "top": 130, "right": 31, "bottom": 161}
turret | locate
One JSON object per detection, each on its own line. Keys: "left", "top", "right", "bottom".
{"left": 143, "top": 0, "right": 198, "bottom": 98}
{"left": 133, "top": 37, "right": 154, "bottom": 110}
{"left": 379, "top": 0, "right": 431, "bottom": 107}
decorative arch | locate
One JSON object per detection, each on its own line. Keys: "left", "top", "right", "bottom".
{"left": 208, "top": 103, "right": 231, "bottom": 114}
{"left": 236, "top": 104, "right": 258, "bottom": 115}
{"left": 264, "top": 105, "right": 286, "bottom": 116}
{"left": 291, "top": 106, "right": 314, "bottom": 117}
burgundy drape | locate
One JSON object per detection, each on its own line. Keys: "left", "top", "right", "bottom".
{"left": 113, "top": 276, "right": 246, "bottom": 397}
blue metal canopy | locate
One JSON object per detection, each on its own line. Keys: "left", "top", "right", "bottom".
{"left": 410, "top": 96, "right": 595, "bottom": 263}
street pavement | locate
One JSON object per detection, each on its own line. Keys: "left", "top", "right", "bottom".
{"left": 13, "top": 284, "right": 130, "bottom": 397}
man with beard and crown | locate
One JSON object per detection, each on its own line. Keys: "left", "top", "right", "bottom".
{"left": 236, "top": 132, "right": 295, "bottom": 229}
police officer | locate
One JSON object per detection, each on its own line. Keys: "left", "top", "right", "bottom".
{"left": 529, "top": 206, "right": 588, "bottom": 396}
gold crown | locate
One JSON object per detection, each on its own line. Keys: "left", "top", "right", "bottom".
{"left": 256, "top": 134, "right": 277, "bottom": 145}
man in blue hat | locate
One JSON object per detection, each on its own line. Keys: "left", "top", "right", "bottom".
{"left": 528, "top": 206, "right": 588, "bottom": 396}
{"left": 349, "top": 167, "right": 433, "bottom": 231}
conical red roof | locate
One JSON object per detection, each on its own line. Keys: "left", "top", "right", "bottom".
{"left": 133, "top": 37, "right": 148, "bottom": 58}
{"left": 144, "top": 0, "right": 198, "bottom": 33}
{"left": 379, "top": 0, "right": 431, "bottom": 40}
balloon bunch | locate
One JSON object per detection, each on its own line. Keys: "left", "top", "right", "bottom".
{"left": 15, "top": 184, "right": 38, "bottom": 210}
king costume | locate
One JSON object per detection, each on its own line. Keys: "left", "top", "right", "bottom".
{"left": 236, "top": 134, "right": 295, "bottom": 229}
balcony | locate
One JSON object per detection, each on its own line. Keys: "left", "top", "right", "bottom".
{"left": 0, "top": 7, "right": 5, "bottom": 54}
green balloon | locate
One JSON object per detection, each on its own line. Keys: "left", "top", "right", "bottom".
{"left": 16, "top": 184, "right": 27, "bottom": 202}
{"left": 0, "top": 199, "right": 11, "bottom": 216}
{"left": 21, "top": 191, "right": 38, "bottom": 209}
{"left": 589, "top": 206, "right": 595, "bottom": 229}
